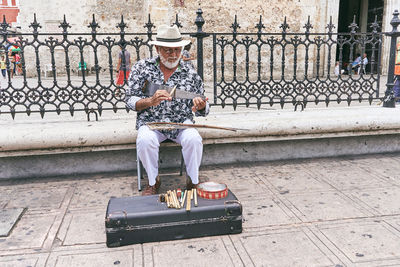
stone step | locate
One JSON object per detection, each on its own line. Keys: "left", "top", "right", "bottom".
{"left": 2, "top": 105, "right": 400, "bottom": 179}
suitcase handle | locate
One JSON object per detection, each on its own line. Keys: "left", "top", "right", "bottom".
{"left": 224, "top": 200, "right": 242, "bottom": 215}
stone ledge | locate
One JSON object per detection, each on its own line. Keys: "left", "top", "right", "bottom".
{"left": 2, "top": 105, "right": 400, "bottom": 179}
{"left": 1, "top": 105, "right": 400, "bottom": 156}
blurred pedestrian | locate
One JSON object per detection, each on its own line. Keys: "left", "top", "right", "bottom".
{"left": 8, "top": 50, "right": 15, "bottom": 79}
{"left": 352, "top": 53, "right": 368, "bottom": 74}
{"left": 14, "top": 52, "right": 22, "bottom": 75}
{"left": 116, "top": 46, "right": 131, "bottom": 86}
{"left": 334, "top": 61, "right": 344, "bottom": 76}
{"left": 0, "top": 54, "right": 6, "bottom": 79}
{"left": 394, "top": 41, "right": 400, "bottom": 102}
{"left": 351, "top": 54, "right": 361, "bottom": 69}
{"left": 394, "top": 76, "right": 400, "bottom": 103}
{"left": 182, "top": 42, "right": 195, "bottom": 69}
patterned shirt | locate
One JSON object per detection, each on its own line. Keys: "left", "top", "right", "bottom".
{"left": 125, "top": 56, "right": 209, "bottom": 139}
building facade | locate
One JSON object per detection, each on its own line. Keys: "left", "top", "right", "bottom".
{"left": 1, "top": 0, "right": 398, "bottom": 79}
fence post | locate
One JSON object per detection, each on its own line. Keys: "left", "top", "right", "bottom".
{"left": 383, "top": 10, "right": 400, "bottom": 107}
{"left": 191, "top": 8, "right": 209, "bottom": 80}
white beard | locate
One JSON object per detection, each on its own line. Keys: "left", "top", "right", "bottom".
{"left": 159, "top": 54, "right": 181, "bottom": 69}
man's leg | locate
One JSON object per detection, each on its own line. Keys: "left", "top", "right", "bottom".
{"left": 174, "top": 128, "right": 203, "bottom": 185}
{"left": 137, "top": 126, "right": 166, "bottom": 186}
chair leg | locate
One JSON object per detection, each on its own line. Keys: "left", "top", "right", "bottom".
{"left": 179, "top": 153, "right": 184, "bottom": 176}
{"left": 137, "top": 152, "right": 142, "bottom": 191}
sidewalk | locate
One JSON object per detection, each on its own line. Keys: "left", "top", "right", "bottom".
{"left": 1, "top": 153, "right": 400, "bottom": 266}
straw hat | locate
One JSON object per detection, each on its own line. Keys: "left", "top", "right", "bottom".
{"left": 149, "top": 25, "right": 190, "bottom": 47}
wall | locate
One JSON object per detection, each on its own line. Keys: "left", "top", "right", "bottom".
{"left": 0, "top": 0, "right": 20, "bottom": 25}
{"left": 11, "top": 0, "right": 395, "bottom": 80}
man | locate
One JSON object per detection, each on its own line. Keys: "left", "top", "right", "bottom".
{"left": 116, "top": 46, "right": 131, "bottom": 86}
{"left": 352, "top": 53, "right": 368, "bottom": 74}
{"left": 125, "top": 25, "right": 209, "bottom": 195}
{"left": 351, "top": 54, "right": 361, "bottom": 69}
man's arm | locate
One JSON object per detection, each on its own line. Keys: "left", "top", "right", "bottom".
{"left": 116, "top": 57, "right": 121, "bottom": 71}
{"left": 135, "top": 90, "right": 172, "bottom": 111}
{"left": 125, "top": 61, "right": 174, "bottom": 111}
{"left": 192, "top": 96, "right": 208, "bottom": 112}
{"left": 191, "top": 74, "right": 210, "bottom": 116}
{"left": 125, "top": 61, "right": 147, "bottom": 111}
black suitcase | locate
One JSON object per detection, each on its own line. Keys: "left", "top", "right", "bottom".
{"left": 105, "top": 189, "right": 242, "bottom": 247}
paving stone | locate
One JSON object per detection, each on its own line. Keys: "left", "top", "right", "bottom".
{"left": 0, "top": 214, "right": 55, "bottom": 250}
{"left": 0, "top": 188, "right": 11, "bottom": 208}
{"left": 70, "top": 177, "right": 134, "bottom": 208}
{"left": 150, "top": 238, "right": 237, "bottom": 266}
{"left": 355, "top": 157, "right": 400, "bottom": 185}
{"left": 241, "top": 197, "right": 298, "bottom": 228}
{"left": 0, "top": 208, "right": 24, "bottom": 237}
{"left": 58, "top": 210, "right": 105, "bottom": 246}
{"left": 0, "top": 257, "right": 38, "bottom": 267}
{"left": 317, "top": 221, "right": 400, "bottom": 263}
{"left": 257, "top": 166, "right": 334, "bottom": 194}
{"left": 283, "top": 191, "right": 368, "bottom": 221}
{"left": 202, "top": 168, "right": 271, "bottom": 198}
{"left": 242, "top": 163, "right": 279, "bottom": 177}
{"left": 53, "top": 250, "right": 133, "bottom": 267}
{"left": 309, "top": 164, "right": 393, "bottom": 190}
{"left": 295, "top": 157, "right": 356, "bottom": 169}
{"left": 237, "top": 230, "right": 337, "bottom": 266}
{"left": 350, "top": 188, "right": 400, "bottom": 215}
{"left": 6, "top": 187, "right": 69, "bottom": 209}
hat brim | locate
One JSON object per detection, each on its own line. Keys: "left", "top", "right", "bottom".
{"left": 148, "top": 39, "right": 191, "bottom": 48}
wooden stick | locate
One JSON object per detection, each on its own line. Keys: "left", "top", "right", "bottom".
{"left": 168, "top": 191, "right": 174, "bottom": 208}
{"left": 165, "top": 193, "right": 171, "bottom": 208}
{"left": 169, "top": 192, "right": 174, "bottom": 208}
{"left": 181, "top": 190, "right": 187, "bottom": 207}
{"left": 147, "top": 122, "right": 247, "bottom": 132}
{"left": 186, "top": 190, "right": 192, "bottom": 211}
{"left": 173, "top": 190, "right": 180, "bottom": 209}
{"left": 169, "top": 190, "right": 176, "bottom": 209}
{"left": 194, "top": 188, "right": 198, "bottom": 207}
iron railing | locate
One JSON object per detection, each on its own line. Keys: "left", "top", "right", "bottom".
{"left": 212, "top": 15, "right": 383, "bottom": 111}
{"left": 0, "top": 9, "right": 399, "bottom": 120}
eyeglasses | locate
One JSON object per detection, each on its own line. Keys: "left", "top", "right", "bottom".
{"left": 159, "top": 47, "right": 182, "bottom": 55}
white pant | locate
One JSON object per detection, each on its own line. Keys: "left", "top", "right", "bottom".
{"left": 137, "top": 125, "right": 203, "bottom": 186}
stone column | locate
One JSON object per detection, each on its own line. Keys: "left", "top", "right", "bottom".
{"left": 322, "top": 0, "right": 340, "bottom": 77}
{"left": 359, "top": 0, "right": 368, "bottom": 33}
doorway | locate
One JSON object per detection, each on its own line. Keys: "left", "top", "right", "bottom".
{"left": 336, "top": 0, "right": 384, "bottom": 73}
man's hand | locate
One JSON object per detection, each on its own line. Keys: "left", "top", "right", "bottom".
{"left": 192, "top": 96, "right": 208, "bottom": 112}
{"left": 150, "top": 90, "right": 172, "bottom": 106}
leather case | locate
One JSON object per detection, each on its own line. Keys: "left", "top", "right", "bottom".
{"left": 105, "top": 190, "right": 242, "bottom": 247}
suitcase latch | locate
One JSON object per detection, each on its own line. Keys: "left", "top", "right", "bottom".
{"left": 107, "top": 210, "right": 128, "bottom": 227}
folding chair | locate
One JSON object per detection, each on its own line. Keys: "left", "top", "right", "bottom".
{"left": 137, "top": 139, "right": 185, "bottom": 191}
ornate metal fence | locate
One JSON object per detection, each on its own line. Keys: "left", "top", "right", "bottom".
{"left": 0, "top": 9, "right": 399, "bottom": 120}
{"left": 212, "top": 16, "right": 383, "bottom": 110}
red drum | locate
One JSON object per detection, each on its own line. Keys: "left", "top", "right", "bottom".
{"left": 196, "top": 182, "right": 228, "bottom": 200}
